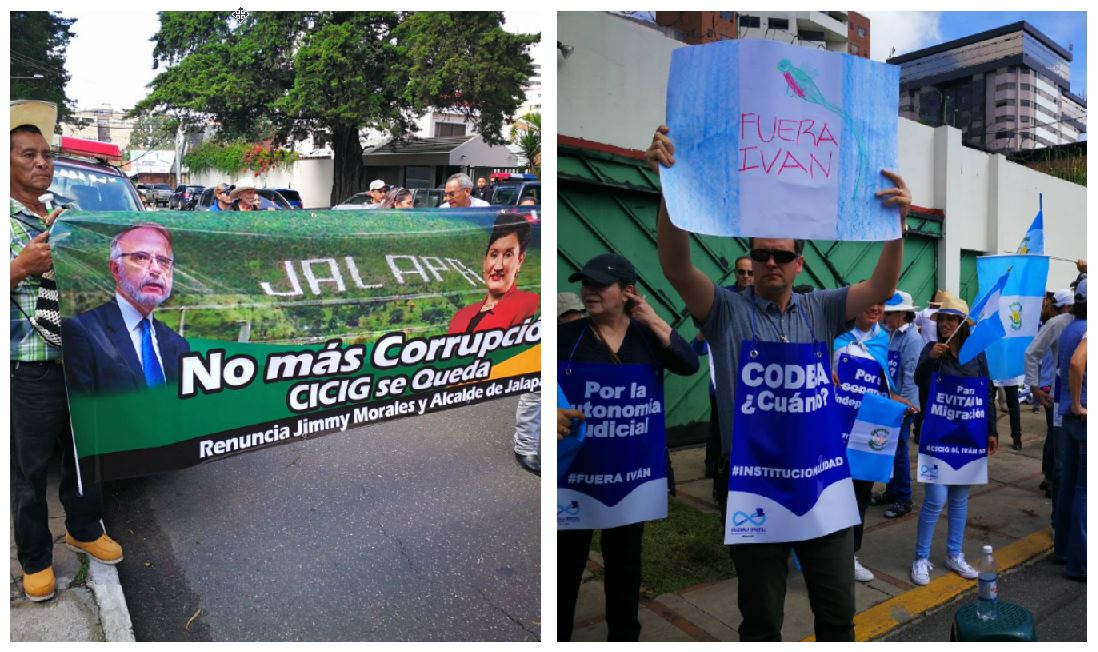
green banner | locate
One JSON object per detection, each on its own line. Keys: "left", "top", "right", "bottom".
{"left": 52, "top": 208, "right": 542, "bottom": 481}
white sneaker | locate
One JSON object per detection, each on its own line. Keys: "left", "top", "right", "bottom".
{"left": 945, "top": 554, "right": 978, "bottom": 579}
{"left": 854, "top": 557, "right": 875, "bottom": 582}
{"left": 911, "top": 558, "right": 933, "bottom": 585}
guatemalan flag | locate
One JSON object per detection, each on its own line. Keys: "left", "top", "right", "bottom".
{"left": 846, "top": 393, "right": 907, "bottom": 483}
{"left": 959, "top": 267, "right": 1011, "bottom": 366}
{"left": 1015, "top": 194, "right": 1044, "bottom": 255}
{"left": 969, "top": 254, "right": 1049, "bottom": 379}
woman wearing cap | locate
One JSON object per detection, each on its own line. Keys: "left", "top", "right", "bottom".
{"left": 447, "top": 213, "right": 539, "bottom": 333}
{"left": 909, "top": 295, "right": 998, "bottom": 586}
{"left": 557, "top": 253, "right": 698, "bottom": 641}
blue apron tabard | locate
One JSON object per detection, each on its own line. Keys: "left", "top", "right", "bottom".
{"left": 557, "top": 358, "right": 668, "bottom": 530}
{"left": 917, "top": 373, "right": 989, "bottom": 485}
{"left": 834, "top": 353, "right": 888, "bottom": 442}
{"left": 887, "top": 350, "right": 901, "bottom": 388}
{"left": 725, "top": 304, "right": 860, "bottom": 544}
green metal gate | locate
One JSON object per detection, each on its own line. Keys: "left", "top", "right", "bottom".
{"left": 559, "top": 145, "right": 942, "bottom": 446}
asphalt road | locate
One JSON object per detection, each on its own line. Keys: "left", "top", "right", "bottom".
{"left": 102, "top": 396, "right": 540, "bottom": 642}
{"left": 883, "top": 553, "right": 1086, "bottom": 642}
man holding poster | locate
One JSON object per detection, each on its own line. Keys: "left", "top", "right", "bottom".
{"left": 557, "top": 253, "right": 698, "bottom": 642}
{"left": 648, "top": 118, "right": 909, "bottom": 640}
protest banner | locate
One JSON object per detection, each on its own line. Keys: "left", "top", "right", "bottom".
{"left": 833, "top": 352, "right": 888, "bottom": 440}
{"left": 917, "top": 374, "right": 989, "bottom": 485}
{"left": 52, "top": 208, "right": 541, "bottom": 482}
{"left": 974, "top": 254, "right": 1049, "bottom": 380}
{"left": 557, "top": 362, "right": 668, "bottom": 530}
{"left": 663, "top": 38, "right": 900, "bottom": 241}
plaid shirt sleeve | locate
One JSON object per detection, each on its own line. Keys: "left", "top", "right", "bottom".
{"left": 10, "top": 199, "right": 59, "bottom": 362}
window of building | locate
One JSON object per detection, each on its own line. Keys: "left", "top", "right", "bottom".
{"left": 1020, "top": 83, "right": 1032, "bottom": 91}
{"left": 799, "top": 29, "right": 825, "bottom": 42}
{"left": 1019, "top": 115, "right": 1032, "bottom": 123}
{"left": 1020, "top": 99, "right": 1031, "bottom": 107}
{"left": 849, "top": 44, "right": 859, "bottom": 55}
{"left": 995, "top": 99, "right": 1014, "bottom": 107}
{"left": 857, "top": 26, "right": 866, "bottom": 38}
{"left": 738, "top": 15, "right": 760, "bottom": 28}
{"left": 768, "top": 17, "right": 788, "bottom": 30}
{"left": 719, "top": 11, "right": 733, "bottom": 21}
{"left": 434, "top": 122, "right": 466, "bottom": 138}
{"left": 996, "top": 130, "right": 1012, "bottom": 140}
{"left": 996, "top": 115, "right": 1015, "bottom": 124}
{"left": 995, "top": 82, "right": 1014, "bottom": 92}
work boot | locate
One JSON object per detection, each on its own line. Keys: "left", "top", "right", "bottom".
{"left": 22, "top": 566, "right": 55, "bottom": 602}
{"left": 65, "top": 532, "right": 123, "bottom": 565}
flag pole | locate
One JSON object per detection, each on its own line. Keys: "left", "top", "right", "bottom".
{"left": 1000, "top": 252, "right": 1078, "bottom": 263}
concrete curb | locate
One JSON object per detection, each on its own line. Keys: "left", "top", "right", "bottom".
{"left": 87, "top": 561, "right": 135, "bottom": 642}
{"left": 801, "top": 529, "right": 1054, "bottom": 642}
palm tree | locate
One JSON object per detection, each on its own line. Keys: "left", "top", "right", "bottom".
{"left": 510, "top": 112, "right": 540, "bottom": 177}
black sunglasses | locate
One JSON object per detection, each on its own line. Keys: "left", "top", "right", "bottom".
{"left": 749, "top": 248, "right": 798, "bottom": 264}
{"left": 735, "top": 269, "right": 753, "bottom": 276}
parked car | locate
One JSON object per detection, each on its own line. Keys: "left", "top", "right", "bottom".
{"left": 169, "top": 185, "right": 206, "bottom": 210}
{"left": 489, "top": 179, "right": 540, "bottom": 206}
{"left": 410, "top": 188, "right": 445, "bottom": 208}
{"left": 139, "top": 183, "right": 172, "bottom": 207}
{"left": 271, "top": 188, "right": 303, "bottom": 209}
{"left": 135, "top": 183, "right": 150, "bottom": 205}
{"left": 51, "top": 155, "right": 144, "bottom": 212}
{"left": 332, "top": 191, "right": 373, "bottom": 210}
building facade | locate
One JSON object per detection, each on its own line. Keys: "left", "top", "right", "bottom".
{"left": 650, "top": 10, "right": 868, "bottom": 57}
{"left": 888, "top": 21, "right": 1087, "bottom": 153}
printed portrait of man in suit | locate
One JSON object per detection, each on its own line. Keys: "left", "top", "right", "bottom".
{"left": 61, "top": 222, "right": 190, "bottom": 394}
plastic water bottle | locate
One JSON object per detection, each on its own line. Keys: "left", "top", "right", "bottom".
{"left": 976, "top": 544, "right": 998, "bottom": 621}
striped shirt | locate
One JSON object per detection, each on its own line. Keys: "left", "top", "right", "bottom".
{"left": 10, "top": 198, "right": 60, "bottom": 362}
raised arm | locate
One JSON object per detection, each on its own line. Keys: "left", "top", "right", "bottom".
{"left": 647, "top": 125, "right": 716, "bottom": 323}
{"left": 845, "top": 170, "right": 911, "bottom": 321}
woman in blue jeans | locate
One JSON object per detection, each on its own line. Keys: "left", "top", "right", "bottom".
{"left": 910, "top": 298, "right": 999, "bottom": 585}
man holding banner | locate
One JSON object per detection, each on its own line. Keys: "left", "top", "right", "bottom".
{"left": 648, "top": 123, "right": 910, "bottom": 640}
{"left": 910, "top": 295, "right": 998, "bottom": 586}
{"left": 557, "top": 253, "right": 698, "bottom": 642}
{"left": 10, "top": 100, "right": 123, "bottom": 603}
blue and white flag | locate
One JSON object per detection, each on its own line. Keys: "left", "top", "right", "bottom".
{"left": 847, "top": 392, "right": 906, "bottom": 483}
{"left": 959, "top": 267, "right": 1011, "bottom": 365}
{"left": 917, "top": 374, "right": 989, "bottom": 485}
{"left": 973, "top": 254, "right": 1050, "bottom": 379}
{"left": 1016, "top": 194, "right": 1044, "bottom": 255}
{"left": 557, "top": 361, "right": 668, "bottom": 530}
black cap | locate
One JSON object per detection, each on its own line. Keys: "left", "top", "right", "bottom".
{"left": 568, "top": 253, "right": 636, "bottom": 286}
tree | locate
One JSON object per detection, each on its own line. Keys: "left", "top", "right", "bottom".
{"left": 133, "top": 11, "right": 538, "bottom": 205}
{"left": 510, "top": 112, "right": 541, "bottom": 176}
{"left": 128, "top": 113, "right": 179, "bottom": 151}
{"left": 10, "top": 11, "right": 79, "bottom": 126}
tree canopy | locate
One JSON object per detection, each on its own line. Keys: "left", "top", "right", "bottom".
{"left": 10, "top": 11, "right": 78, "bottom": 126}
{"left": 133, "top": 11, "right": 538, "bottom": 205}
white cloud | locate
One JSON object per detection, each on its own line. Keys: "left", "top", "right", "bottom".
{"left": 862, "top": 12, "right": 942, "bottom": 62}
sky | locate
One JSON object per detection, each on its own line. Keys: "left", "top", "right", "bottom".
{"left": 59, "top": 10, "right": 545, "bottom": 112}
{"left": 864, "top": 11, "right": 1087, "bottom": 97}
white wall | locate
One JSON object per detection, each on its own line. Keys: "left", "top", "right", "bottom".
{"left": 558, "top": 12, "right": 684, "bottom": 152}
{"left": 561, "top": 12, "right": 1088, "bottom": 294}
{"left": 189, "top": 157, "right": 335, "bottom": 209}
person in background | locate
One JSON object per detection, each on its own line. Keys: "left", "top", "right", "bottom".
{"left": 229, "top": 179, "right": 262, "bottom": 211}
{"left": 208, "top": 182, "right": 233, "bottom": 211}
{"left": 379, "top": 187, "right": 413, "bottom": 209}
{"left": 363, "top": 179, "right": 387, "bottom": 209}
{"left": 1053, "top": 279, "right": 1086, "bottom": 581}
{"left": 441, "top": 173, "right": 490, "bottom": 208}
{"left": 473, "top": 176, "right": 490, "bottom": 201}
{"left": 910, "top": 295, "right": 998, "bottom": 586}
{"left": 874, "top": 291, "right": 923, "bottom": 519}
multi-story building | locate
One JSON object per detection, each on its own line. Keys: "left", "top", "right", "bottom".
{"left": 649, "top": 11, "right": 869, "bottom": 58}
{"left": 61, "top": 106, "right": 136, "bottom": 150}
{"left": 888, "top": 21, "right": 1086, "bottom": 152}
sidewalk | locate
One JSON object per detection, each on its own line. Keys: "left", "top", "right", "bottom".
{"left": 9, "top": 469, "right": 134, "bottom": 642}
{"left": 571, "top": 407, "right": 1059, "bottom": 641}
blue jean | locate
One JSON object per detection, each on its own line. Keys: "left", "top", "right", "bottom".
{"left": 915, "top": 483, "right": 970, "bottom": 560}
{"left": 1053, "top": 414, "right": 1086, "bottom": 577}
{"left": 885, "top": 414, "right": 914, "bottom": 504}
